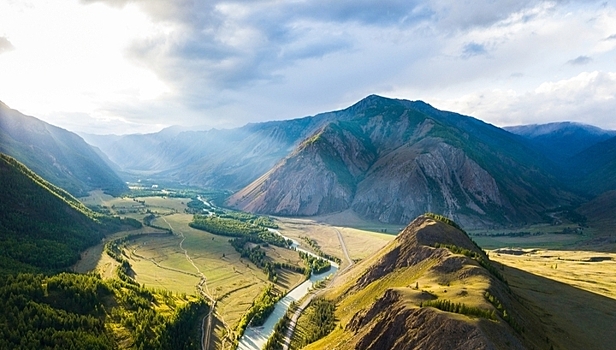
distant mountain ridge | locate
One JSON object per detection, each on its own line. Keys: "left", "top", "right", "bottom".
{"left": 0, "top": 101, "right": 127, "bottom": 196}
{"left": 79, "top": 95, "right": 616, "bottom": 228}
{"left": 505, "top": 121, "right": 616, "bottom": 166}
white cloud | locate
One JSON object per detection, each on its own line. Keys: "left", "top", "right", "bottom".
{"left": 435, "top": 71, "right": 616, "bottom": 130}
{"left": 1, "top": 0, "right": 616, "bottom": 133}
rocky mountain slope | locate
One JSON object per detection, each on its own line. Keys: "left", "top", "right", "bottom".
{"left": 0, "top": 101, "right": 127, "bottom": 196}
{"left": 229, "top": 95, "right": 576, "bottom": 227}
{"left": 304, "top": 215, "right": 548, "bottom": 349}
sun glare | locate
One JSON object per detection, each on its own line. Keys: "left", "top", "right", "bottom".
{"left": 0, "top": 0, "right": 169, "bottom": 120}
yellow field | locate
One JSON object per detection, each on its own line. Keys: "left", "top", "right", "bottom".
{"left": 275, "top": 217, "right": 394, "bottom": 269}
{"left": 492, "top": 249, "right": 616, "bottom": 350}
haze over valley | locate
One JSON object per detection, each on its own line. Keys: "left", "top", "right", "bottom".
{"left": 2, "top": 1, "right": 616, "bottom": 349}
{"left": 2, "top": 94, "right": 616, "bottom": 349}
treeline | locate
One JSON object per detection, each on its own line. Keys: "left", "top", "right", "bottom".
{"left": 264, "top": 314, "right": 291, "bottom": 350}
{"left": 220, "top": 211, "right": 279, "bottom": 229}
{"left": 485, "top": 291, "right": 524, "bottom": 334}
{"left": 0, "top": 272, "right": 206, "bottom": 350}
{"left": 230, "top": 237, "right": 308, "bottom": 282}
{"left": 296, "top": 297, "right": 337, "bottom": 347}
{"left": 299, "top": 252, "right": 331, "bottom": 275}
{"left": 420, "top": 299, "right": 496, "bottom": 320}
{"left": 191, "top": 214, "right": 290, "bottom": 247}
{"left": 190, "top": 215, "right": 266, "bottom": 236}
{"left": 235, "top": 285, "right": 282, "bottom": 344}
{"left": 301, "top": 236, "right": 341, "bottom": 264}
{"left": 128, "top": 188, "right": 229, "bottom": 202}
{"left": 143, "top": 213, "right": 173, "bottom": 233}
{"left": 433, "top": 243, "right": 508, "bottom": 285}
{"left": 424, "top": 212, "right": 463, "bottom": 231}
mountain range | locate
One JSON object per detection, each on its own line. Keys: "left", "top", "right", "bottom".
{"left": 228, "top": 96, "right": 582, "bottom": 227}
{"left": 0, "top": 101, "right": 127, "bottom": 196}
{"left": 5, "top": 95, "right": 616, "bottom": 228}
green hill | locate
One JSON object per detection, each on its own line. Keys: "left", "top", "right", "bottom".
{"left": 0, "top": 153, "right": 206, "bottom": 350}
{"left": 0, "top": 153, "right": 137, "bottom": 273}
{"left": 295, "top": 215, "right": 549, "bottom": 349}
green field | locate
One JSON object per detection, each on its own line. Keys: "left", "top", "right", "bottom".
{"left": 77, "top": 192, "right": 310, "bottom": 348}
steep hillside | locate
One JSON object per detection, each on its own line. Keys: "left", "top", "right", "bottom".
{"left": 0, "top": 102, "right": 127, "bottom": 196}
{"left": 302, "top": 215, "right": 547, "bottom": 350}
{"left": 0, "top": 153, "right": 137, "bottom": 273}
{"left": 570, "top": 136, "right": 616, "bottom": 195}
{"left": 229, "top": 95, "right": 575, "bottom": 227}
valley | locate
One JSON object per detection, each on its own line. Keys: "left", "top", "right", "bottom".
{"left": 72, "top": 188, "right": 616, "bottom": 350}
{"left": 74, "top": 189, "right": 394, "bottom": 349}
{"left": 2, "top": 95, "right": 616, "bottom": 349}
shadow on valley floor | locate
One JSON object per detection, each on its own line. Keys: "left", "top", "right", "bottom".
{"left": 498, "top": 262, "right": 616, "bottom": 350}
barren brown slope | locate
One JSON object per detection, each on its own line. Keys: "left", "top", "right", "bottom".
{"left": 228, "top": 95, "right": 576, "bottom": 229}
{"left": 303, "top": 215, "right": 550, "bottom": 350}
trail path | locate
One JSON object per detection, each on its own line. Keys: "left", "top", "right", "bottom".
{"left": 162, "top": 216, "right": 216, "bottom": 350}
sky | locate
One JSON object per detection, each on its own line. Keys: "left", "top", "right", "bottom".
{"left": 1, "top": 0, "right": 616, "bottom": 135}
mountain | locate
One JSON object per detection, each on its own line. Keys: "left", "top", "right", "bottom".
{"left": 303, "top": 214, "right": 547, "bottom": 349}
{"left": 504, "top": 122, "right": 616, "bottom": 165}
{"left": 568, "top": 135, "right": 616, "bottom": 195}
{"left": 228, "top": 95, "right": 576, "bottom": 228}
{"left": 0, "top": 101, "right": 127, "bottom": 196}
{"left": 80, "top": 109, "right": 363, "bottom": 190}
{"left": 0, "top": 153, "right": 137, "bottom": 273}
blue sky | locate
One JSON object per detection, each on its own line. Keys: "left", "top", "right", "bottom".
{"left": 1, "top": 0, "right": 615, "bottom": 134}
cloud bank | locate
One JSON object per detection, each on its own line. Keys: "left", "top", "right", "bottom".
{"left": 0, "top": 0, "right": 615, "bottom": 133}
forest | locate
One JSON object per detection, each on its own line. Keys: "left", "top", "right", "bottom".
{"left": 0, "top": 273, "right": 206, "bottom": 349}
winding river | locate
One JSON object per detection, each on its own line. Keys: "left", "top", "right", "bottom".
{"left": 237, "top": 229, "right": 339, "bottom": 350}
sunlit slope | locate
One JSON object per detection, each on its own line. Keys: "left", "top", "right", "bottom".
{"left": 305, "top": 215, "right": 549, "bottom": 350}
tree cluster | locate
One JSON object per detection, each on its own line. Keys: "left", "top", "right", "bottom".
{"left": 420, "top": 299, "right": 496, "bottom": 320}
{"left": 485, "top": 291, "right": 524, "bottom": 334}
{"left": 299, "top": 252, "right": 331, "bottom": 275}
{"left": 300, "top": 236, "right": 341, "bottom": 264}
{"left": 235, "top": 284, "right": 282, "bottom": 343}
{"left": 297, "top": 297, "right": 336, "bottom": 347}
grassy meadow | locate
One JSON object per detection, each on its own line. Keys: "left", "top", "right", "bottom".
{"left": 492, "top": 250, "right": 616, "bottom": 350}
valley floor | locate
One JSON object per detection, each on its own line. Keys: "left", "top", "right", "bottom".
{"left": 492, "top": 249, "right": 616, "bottom": 350}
